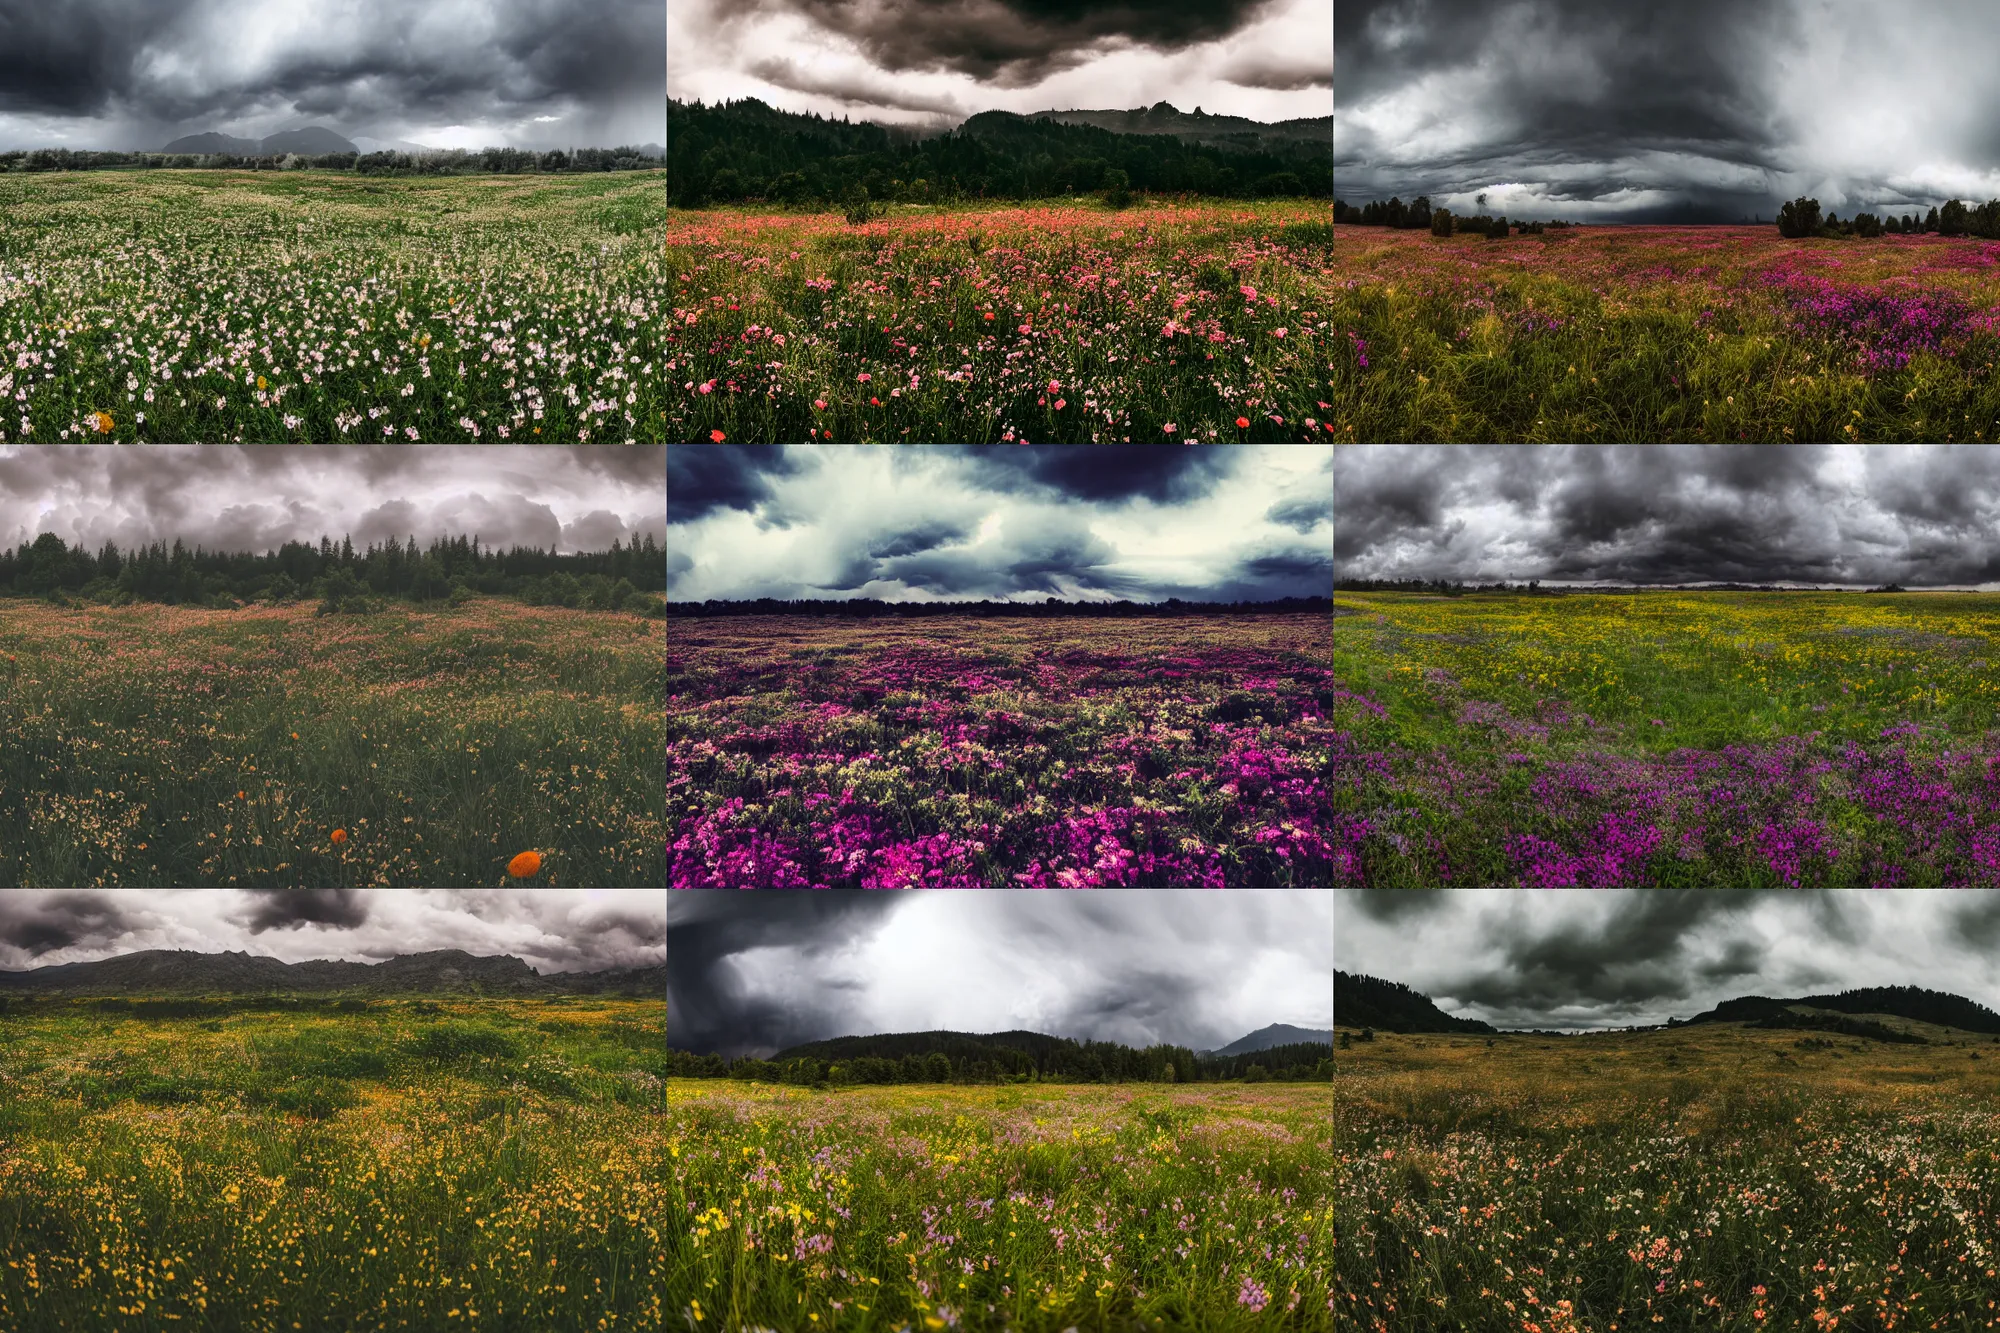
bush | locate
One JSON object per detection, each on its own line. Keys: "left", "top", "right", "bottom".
{"left": 1487, "top": 215, "right": 1509, "bottom": 240}
{"left": 1430, "top": 208, "right": 1453, "bottom": 237}
{"left": 1101, "top": 168, "right": 1131, "bottom": 209}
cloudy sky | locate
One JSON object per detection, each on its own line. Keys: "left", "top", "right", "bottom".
{"left": 1337, "top": 0, "right": 2000, "bottom": 222}
{"left": 0, "top": 0, "right": 663, "bottom": 153}
{"left": 669, "top": 0, "right": 1331, "bottom": 126}
{"left": 669, "top": 889, "right": 1332, "bottom": 1058}
{"left": 1337, "top": 889, "right": 2000, "bottom": 1031}
{"left": 0, "top": 446, "right": 665, "bottom": 556}
{"left": 1336, "top": 444, "right": 2000, "bottom": 587}
{"left": 0, "top": 890, "right": 666, "bottom": 974}
{"left": 669, "top": 444, "right": 1332, "bottom": 602}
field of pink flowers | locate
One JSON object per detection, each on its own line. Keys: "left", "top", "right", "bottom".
{"left": 666, "top": 615, "right": 1335, "bottom": 886}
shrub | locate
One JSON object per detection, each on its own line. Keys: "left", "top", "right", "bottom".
{"left": 1430, "top": 208, "right": 1453, "bottom": 237}
{"left": 1487, "top": 215, "right": 1509, "bottom": 240}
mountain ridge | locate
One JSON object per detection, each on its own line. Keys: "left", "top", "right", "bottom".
{"left": 1336, "top": 970, "right": 1497, "bottom": 1034}
{"left": 162, "top": 126, "right": 359, "bottom": 156}
{"left": 1203, "top": 1022, "right": 1335, "bottom": 1056}
{"left": 0, "top": 948, "right": 663, "bottom": 995}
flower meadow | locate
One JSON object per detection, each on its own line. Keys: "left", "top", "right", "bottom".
{"left": 666, "top": 615, "right": 1337, "bottom": 887}
{"left": 0, "top": 599, "right": 664, "bottom": 886}
{"left": 1328, "top": 226, "right": 2000, "bottom": 441}
{"left": 0, "top": 170, "right": 670, "bottom": 442}
{"left": 0, "top": 995, "right": 668, "bottom": 1332}
{"left": 668, "top": 1078, "right": 1333, "bottom": 1331}
{"left": 1336, "top": 1024, "right": 2000, "bottom": 1332}
{"left": 1331, "top": 592, "right": 2000, "bottom": 886}
{"left": 659, "top": 202, "right": 1335, "bottom": 442}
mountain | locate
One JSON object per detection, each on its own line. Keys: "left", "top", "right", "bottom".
{"left": 1337, "top": 970, "right": 1496, "bottom": 1034}
{"left": 1205, "top": 1023, "right": 1334, "bottom": 1057}
{"left": 0, "top": 949, "right": 663, "bottom": 996}
{"left": 351, "top": 136, "right": 436, "bottom": 155}
{"left": 1021, "top": 102, "right": 1332, "bottom": 153}
{"left": 159, "top": 127, "right": 358, "bottom": 156}
{"left": 1683, "top": 986, "right": 2000, "bottom": 1035}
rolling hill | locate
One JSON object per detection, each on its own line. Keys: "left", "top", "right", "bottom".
{"left": 1204, "top": 1022, "right": 1334, "bottom": 1056}
{"left": 0, "top": 948, "right": 664, "bottom": 996}
{"left": 161, "top": 126, "right": 359, "bottom": 156}
{"left": 1336, "top": 970, "right": 1497, "bottom": 1034}
{"left": 1682, "top": 985, "right": 2000, "bottom": 1040}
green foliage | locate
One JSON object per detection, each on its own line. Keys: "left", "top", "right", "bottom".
{"left": 407, "top": 1022, "right": 524, "bottom": 1065}
{"left": 1430, "top": 207, "right": 1453, "bottom": 237}
{"left": 1778, "top": 195, "right": 1822, "bottom": 237}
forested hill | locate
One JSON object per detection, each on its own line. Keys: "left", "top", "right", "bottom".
{"left": 1336, "top": 970, "right": 1498, "bottom": 1034}
{"left": 1683, "top": 986, "right": 2000, "bottom": 1034}
{"left": 666, "top": 98, "right": 1331, "bottom": 207}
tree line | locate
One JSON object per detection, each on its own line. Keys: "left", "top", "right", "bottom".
{"left": 1776, "top": 197, "right": 2000, "bottom": 239}
{"left": 664, "top": 1041, "right": 1334, "bottom": 1086}
{"left": 0, "top": 147, "right": 663, "bottom": 176}
{"left": 669, "top": 595, "right": 1334, "bottom": 618}
{"left": 1335, "top": 196, "right": 1576, "bottom": 237}
{"left": 0, "top": 532, "right": 665, "bottom": 614}
{"left": 667, "top": 98, "right": 1330, "bottom": 210}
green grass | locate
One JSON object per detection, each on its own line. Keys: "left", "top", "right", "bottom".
{"left": 0, "top": 597, "right": 663, "bottom": 885}
{"left": 1337, "top": 1024, "right": 2000, "bottom": 1332}
{"left": 0, "top": 169, "right": 671, "bottom": 443}
{"left": 0, "top": 994, "right": 666, "bottom": 1331}
{"left": 667, "top": 1078, "right": 1333, "bottom": 1330}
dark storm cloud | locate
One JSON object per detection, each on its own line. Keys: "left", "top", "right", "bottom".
{"left": 1335, "top": 445, "right": 2000, "bottom": 586}
{"left": 670, "top": 444, "right": 1330, "bottom": 603}
{"left": 1335, "top": 0, "right": 2000, "bottom": 222}
{"left": 746, "top": 56, "right": 965, "bottom": 116}
{"left": 236, "top": 890, "right": 370, "bottom": 933}
{"left": 748, "top": 0, "right": 1282, "bottom": 86}
{"left": 666, "top": 445, "right": 800, "bottom": 525}
{"left": 0, "top": 0, "right": 664, "bottom": 150}
{"left": 670, "top": 890, "right": 1332, "bottom": 1059}
{"left": 1336, "top": 890, "right": 2000, "bottom": 1030}
{"left": 0, "top": 893, "right": 135, "bottom": 956}
{"left": 0, "top": 446, "right": 663, "bottom": 555}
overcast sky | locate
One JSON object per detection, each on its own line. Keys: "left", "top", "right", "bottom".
{"left": 0, "top": 446, "right": 665, "bottom": 556}
{"left": 668, "top": 444, "right": 1332, "bottom": 602}
{"left": 1336, "top": 444, "right": 2000, "bottom": 587}
{"left": 0, "top": 0, "right": 663, "bottom": 152}
{"left": 0, "top": 890, "right": 665, "bottom": 974}
{"left": 669, "top": 889, "right": 1332, "bottom": 1058}
{"left": 1337, "top": 889, "right": 2000, "bottom": 1031}
{"left": 669, "top": 0, "right": 1331, "bottom": 126}
{"left": 1337, "top": 0, "right": 2000, "bottom": 222}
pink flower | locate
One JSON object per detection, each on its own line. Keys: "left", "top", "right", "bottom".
{"left": 857, "top": 372, "right": 871, "bottom": 382}
{"left": 1273, "top": 327, "right": 1288, "bottom": 338}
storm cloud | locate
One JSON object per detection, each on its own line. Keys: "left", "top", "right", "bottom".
{"left": 0, "top": 891, "right": 665, "bottom": 974}
{"left": 671, "top": 0, "right": 1330, "bottom": 126}
{"left": 0, "top": 446, "right": 665, "bottom": 557}
{"left": 668, "top": 443, "right": 1333, "bottom": 602}
{"left": 670, "top": 889, "right": 1332, "bottom": 1059}
{"left": 1336, "top": 889, "right": 2000, "bottom": 1030}
{"left": 1337, "top": 0, "right": 2000, "bottom": 223}
{"left": 0, "top": 0, "right": 663, "bottom": 153}
{"left": 1335, "top": 444, "right": 2000, "bottom": 587}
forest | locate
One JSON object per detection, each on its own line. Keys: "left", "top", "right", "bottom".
{"left": 664, "top": 1030, "right": 1333, "bottom": 1085}
{"left": 1334, "top": 195, "right": 1573, "bottom": 236}
{"left": 1774, "top": 197, "right": 2000, "bottom": 238}
{"left": 665, "top": 98, "right": 1330, "bottom": 208}
{"left": 0, "top": 532, "right": 666, "bottom": 614}
{"left": 0, "top": 147, "right": 662, "bottom": 176}
{"left": 668, "top": 595, "right": 1334, "bottom": 618}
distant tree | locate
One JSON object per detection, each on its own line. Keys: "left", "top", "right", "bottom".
{"left": 1852, "top": 212, "right": 1882, "bottom": 238}
{"left": 1333, "top": 199, "right": 1350, "bottom": 222}
{"left": 1101, "top": 167, "right": 1131, "bottom": 209}
{"left": 1940, "top": 199, "right": 1970, "bottom": 236}
{"left": 1487, "top": 214, "right": 1509, "bottom": 239}
{"left": 1777, "top": 196, "right": 1821, "bottom": 238}
{"left": 1359, "top": 1027, "right": 1375, "bottom": 1043}
{"left": 1430, "top": 207, "right": 1454, "bottom": 237}
{"left": 923, "top": 1052, "right": 952, "bottom": 1083}
{"left": 1925, "top": 205, "right": 1941, "bottom": 233}
{"left": 1407, "top": 195, "right": 1432, "bottom": 230}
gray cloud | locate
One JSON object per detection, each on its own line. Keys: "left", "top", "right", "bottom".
{"left": 0, "top": 893, "right": 137, "bottom": 956}
{"left": 1336, "top": 0, "right": 2000, "bottom": 223}
{"left": 670, "top": 889, "right": 1332, "bottom": 1059}
{"left": 746, "top": 56, "right": 966, "bottom": 116}
{"left": 0, "top": 0, "right": 665, "bottom": 152}
{"left": 237, "top": 889, "right": 370, "bottom": 933}
{"left": 1335, "top": 445, "right": 2000, "bottom": 586}
{"left": 0, "top": 446, "right": 663, "bottom": 556}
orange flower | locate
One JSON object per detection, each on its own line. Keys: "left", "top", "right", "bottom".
{"left": 710, "top": 429, "right": 726, "bottom": 442}
{"left": 1236, "top": 416, "right": 1251, "bottom": 429}
{"left": 291, "top": 732, "right": 300, "bottom": 739}
{"left": 236, "top": 790, "right": 246, "bottom": 799}
{"left": 88, "top": 411, "right": 114, "bottom": 434}
{"left": 256, "top": 376, "right": 268, "bottom": 390}
{"left": 507, "top": 850, "right": 543, "bottom": 879}
{"left": 330, "top": 828, "right": 347, "bottom": 844}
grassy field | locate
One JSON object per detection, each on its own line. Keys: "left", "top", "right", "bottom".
{"left": 668, "top": 615, "right": 1336, "bottom": 886}
{"left": 0, "top": 993, "right": 667, "bottom": 1331}
{"left": 666, "top": 1078, "right": 1332, "bottom": 1331}
{"left": 0, "top": 598, "right": 664, "bottom": 886}
{"left": 0, "top": 170, "right": 670, "bottom": 443}
{"left": 1330, "top": 592, "right": 2000, "bottom": 886}
{"left": 659, "top": 201, "right": 1334, "bottom": 442}
{"left": 1335, "top": 1022, "right": 2000, "bottom": 1332}
{"left": 1328, "top": 226, "right": 2000, "bottom": 442}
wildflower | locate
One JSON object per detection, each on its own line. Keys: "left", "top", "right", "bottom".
{"left": 257, "top": 375, "right": 268, "bottom": 390}
{"left": 814, "top": 399, "right": 827, "bottom": 410}
{"left": 89, "top": 411, "right": 114, "bottom": 434}
{"left": 330, "top": 828, "right": 347, "bottom": 844}
{"left": 507, "top": 850, "right": 543, "bottom": 879}
{"left": 710, "top": 429, "right": 726, "bottom": 442}
{"left": 1237, "top": 416, "right": 1251, "bottom": 428}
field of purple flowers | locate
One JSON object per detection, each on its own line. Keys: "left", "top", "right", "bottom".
{"left": 667, "top": 615, "right": 1335, "bottom": 886}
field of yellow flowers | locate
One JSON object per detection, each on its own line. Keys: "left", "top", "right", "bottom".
{"left": 1332, "top": 591, "right": 2000, "bottom": 885}
{"left": 1337, "top": 1023, "right": 2000, "bottom": 1332}
{"left": 0, "top": 598, "right": 663, "bottom": 886}
{"left": 0, "top": 994, "right": 666, "bottom": 1331}
{"left": 667, "top": 1079, "right": 1333, "bottom": 1331}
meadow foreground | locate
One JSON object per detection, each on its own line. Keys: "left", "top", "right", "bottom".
{"left": 1336, "top": 1023, "right": 2000, "bottom": 1332}
{"left": 0, "top": 994, "right": 667, "bottom": 1331}
{"left": 0, "top": 170, "right": 669, "bottom": 443}
{"left": 667, "top": 615, "right": 1337, "bottom": 886}
{"left": 1331, "top": 591, "right": 2000, "bottom": 886}
{"left": 660, "top": 201, "right": 1333, "bottom": 442}
{"left": 0, "top": 599, "right": 664, "bottom": 886}
{"left": 667, "top": 1078, "right": 1333, "bottom": 1331}
{"left": 1329, "top": 226, "right": 2000, "bottom": 442}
